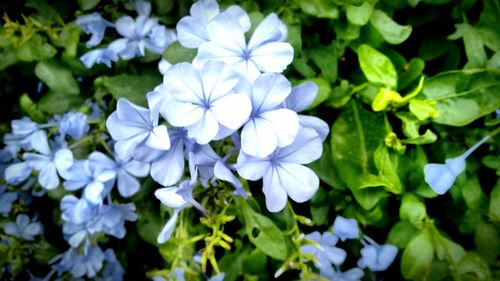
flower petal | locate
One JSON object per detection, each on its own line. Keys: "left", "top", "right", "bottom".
{"left": 157, "top": 209, "right": 180, "bottom": 243}
{"left": 241, "top": 117, "right": 277, "bottom": 158}
{"left": 211, "top": 94, "right": 251, "bottom": 130}
{"left": 250, "top": 42, "right": 294, "bottom": 73}
{"left": 262, "top": 167, "right": 289, "bottom": 212}
{"left": 146, "top": 125, "right": 171, "bottom": 150}
{"left": 259, "top": 109, "right": 299, "bottom": 148}
{"left": 286, "top": 81, "right": 318, "bottom": 112}
{"left": 117, "top": 170, "right": 140, "bottom": 197}
{"left": 186, "top": 110, "right": 219, "bottom": 144}
{"left": 275, "top": 163, "right": 319, "bottom": 203}
{"left": 251, "top": 73, "right": 292, "bottom": 112}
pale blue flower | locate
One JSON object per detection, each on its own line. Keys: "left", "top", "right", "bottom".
{"left": 283, "top": 81, "right": 329, "bottom": 141}
{"left": 301, "top": 231, "right": 347, "bottom": 276}
{"left": 358, "top": 243, "right": 398, "bottom": 271}
{"left": 240, "top": 73, "right": 299, "bottom": 158}
{"left": 322, "top": 267, "right": 364, "bottom": 281}
{"left": 58, "top": 112, "right": 89, "bottom": 140}
{"left": 237, "top": 128, "right": 322, "bottom": 212}
{"left": 176, "top": 0, "right": 220, "bottom": 48}
{"left": 0, "top": 185, "right": 17, "bottom": 216}
{"left": 208, "top": 273, "right": 225, "bottom": 281}
{"left": 4, "top": 214, "right": 43, "bottom": 240}
{"left": 80, "top": 48, "right": 118, "bottom": 68}
{"left": 109, "top": 13, "right": 176, "bottom": 59}
{"left": 75, "top": 12, "right": 114, "bottom": 48}
{"left": 5, "top": 162, "right": 33, "bottom": 185}
{"left": 197, "top": 12, "right": 293, "bottom": 82}
{"left": 51, "top": 245, "right": 105, "bottom": 278}
{"left": 22, "top": 130, "right": 73, "bottom": 190}
{"left": 4, "top": 117, "right": 40, "bottom": 152}
{"left": 149, "top": 127, "right": 190, "bottom": 186}
{"left": 332, "top": 216, "right": 359, "bottom": 241}
{"left": 155, "top": 180, "right": 206, "bottom": 243}
{"left": 106, "top": 98, "right": 170, "bottom": 159}
{"left": 161, "top": 61, "right": 251, "bottom": 144}
{"left": 89, "top": 151, "right": 149, "bottom": 197}
{"left": 96, "top": 249, "right": 125, "bottom": 281}
{"left": 424, "top": 135, "right": 489, "bottom": 195}
{"left": 60, "top": 160, "right": 116, "bottom": 204}
{"left": 158, "top": 58, "right": 172, "bottom": 75}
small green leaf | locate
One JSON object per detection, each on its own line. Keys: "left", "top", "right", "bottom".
{"left": 346, "top": 2, "right": 373, "bottom": 26}
{"left": 295, "top": 0, "right": 340, "bottom": 18}
{"left": 394, "top": 112, "right": 438, "bottom": 144}
{"left": 448, "top": 23, "right": 487, "bottom": 68}
{"left": 20, "top": 93, "right": 46, "bottom": 123}
{"left": 420, "top": 69, "right": 500, "bottom": 126}
{"left": 305, "top": 43, "right": 338, "bottom": 83}
{"left": 309, "top": 142, "right": 345, "bottom": 189}
{"left": 372, "top": 88, "right": 403, "bottom": 111}
{"left": 369, "top": 9, "right": 412, "bottom": 45}
{"left": 240, "top": 200, "right": 288, "bottom": 260}
{"left": 15, "top": 34, "right": 57, "bottom": 62}
{"left": 357, "top": 44, "right": 398, "bottom": 89}
{"left": 38, "top": 90, "right": 84, "bottom": 114}
{"left": 409, "top": 99, "right": 439, "bottom": 121}
{"left": 95, "top": 73, "right": 162, "bottom": 106}
{"left": 399, "top": 194, "right": 427, "bottom": 226}
{"left": 35, "top": 60, "right": 80, "bottom": 95}
{"left": 399, "top": 58, "right": 425, "bottom": 90}
{"left": 373, "top": 145, "right": 402, "bottom": 194}
{"left": 401, "top": 230, "right": 434, "bottom": 280}
{"left": 242, "top": 248, "right": 268, "bottom": 274}
{"left": 163, "top": 41, "right": 197, "bottom": 64}
{"left": 461, "top": 176, "right": 487, "bottom": 210}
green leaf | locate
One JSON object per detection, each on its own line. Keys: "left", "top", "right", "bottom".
{"left": 489, "top": 180, "right": 500, "bottom": 222}
{"left": 346, "top": 2, "right": 373, "bottom": 26}
{"left": 77, "top": 0, "right": 101, "bottom": 10}
{"left": 135, "top": 202, "right": 165, "bottom": 246}
{"left": 371, "top": 88, "right": 403, "bottom": 111}
{"left": 33, "top": 240, "right": 59, "bottom": 264}
{"left": 420, "top": 69, "right": 500, "bottom": 126}
{"left": 35, "top": 60, "right": 80, "bottom": 95}
{"left": 295, "top": 0, "right": 340, "bottom": 18}
{"left": 163, "top": 41, "right": 197, "bottom": 64}
{"left": 15, "top": 34, "right": 57, "bottom": 62}
{"left": 461, "top": 176, "right": 487, "bottom": 210}
{"left": 38, "top": 90, "right": 84, "bottom": 114}
{"left": 409, "top": 99, "right": 439, "bottom": 121}
{"left": 394, "top": 112, "right": 437, "bottom": 144}
{"left": 369, "top": 9, "right": 412, "bottom": 45}
{"left": 399, "top": 194, "right": 427, "bottom": 226}
{"left": 242, "top": 248, "right": 268, "bottom": 274}
{"left": 387, "top": 220, "right": 420, "bottom": 249}
{"left": 448, "top": 23, "right": 487, "bottom": 68}
{"left": 458, "top": 253, "right": 492, "bottom": 281}
{"left": 240, "top": 200, "right": 288, "bottom": 260}
{"left": 475, "top": 222, "right": 500, "bottom": 264}
{"left": 20, "top": 93, "right": 46, "bottom": 123}
{"left": 95, "top": 73, "right": 162, "bottom": 106}
{"left": 399, "top": 58, "right": 425, "bottom": 90}
{"left": 357, "top": 44, "right": 398, "bottom": 89}
{"left": 430, "top": 229, "right": 465, "bottom": 264}
{"left": 401, "top": 230, "right": 434, "bottom": 280}
{"left": 373, "top": 145, "right": 402, "bottom": 194}
{"left": 331, "top": 100, "right": 388, "bottom": 209}
{"left": 305, "top": 43, "right": 338, "bottom": 83}
{"left": 309, "top": 142, "right": 345, "bottom": 189}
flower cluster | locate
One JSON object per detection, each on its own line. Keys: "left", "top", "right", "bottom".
{"left": 76, "top": 0, "right": 176, "bottom": 68}
{"left": 1, "top": 107, "right": 139, "bottom": 279}
{"left": 301, "top": 216, "right": 398, "bottom": 280}
{"left": 103, "top": 0, "right": 329, "bottom": 244}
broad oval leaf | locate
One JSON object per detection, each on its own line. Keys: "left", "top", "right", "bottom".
{"left": 420, "top": 69, "right": 500, "bottom": 126}
{"left": 35, "top": 60, "right": 80, "bottom": 95}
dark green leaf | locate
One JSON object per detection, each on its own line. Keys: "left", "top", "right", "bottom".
{"left": 38, "top": 90, "right": 84, "bottom": 114}
{"left": 458, "top": 253, "right": 492, "bottom": 281}
{"left": 78, "top": 0, "right": 101, "bottom": 10}
{"left": 94, "top": 73, "right": 162, "bottom": 106}
{"left": 20, "top": 93, "right": 46, "bottom": 123}
{"left": 489, "top": 180, "right": 500, "bottom": 222}
{"left": 475, "top": 222, "right": 500, "bottom": 264}
{"left": 305, "top": 43, "right": 338, "bottom": 83}
{"left": 387, "top": 220, "right": 420, "bottom": 249}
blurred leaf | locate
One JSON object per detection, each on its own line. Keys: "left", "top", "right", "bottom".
{"left": 35, "top": 60, "right": 80, "bottom": 95}
{"left": 38, "top": 90, "right": 84, "bottom": 114}
{"left": 458, "top": 253, "right": 492, "bottom": 281}
{"left": 20, "top": 93, "right": 46, "bottom": 123}
{"left": 163, "top": 41, "right": 197, "bottom": 64}
{"left": 357, "top": 44, "right": 398, "bottom": 89}
{"left": 295, "top": 0, "right": 340, "bottom": 18}
{"left": 305, "top": 43, "right": 338, "bottom": 83}
{"left": 398, "top": 58, "right": 425, "bottom": 90}
{"left": 346, "top": 2, "right": 373, "bottom": 26}
{"left": 448, "top": 23, "right": 487, "bottom": 68}
{"left": 77, "top": 0, "right": 101, "bottom": 10}
{"left": 369, "top": 9, "right": 412, "bottom": 45}
{"left": 242, "top": 248, "right": 268, "bottom": 274}
{"left": 15, "top": 34, "right": 57, "bottom": 62}
{"left": 489, "top": 180, "right": 500, "bottom": 222}
{"left": 420, "top": 69, "right": 500, "bottom": 126}
{"left": 94, "top": 73, "right": 162, "bottom": 106}
{"left": 388, "top": 220, "right": 420, "bottom": 249}
{"left": 401, "top": 230, "right": 434, "bottom": 280}
{"left": 475, "top": 222, "right": 500, "bottom": 264}
{"left": 461, "top": 176, "right": 487, "bottom": 210}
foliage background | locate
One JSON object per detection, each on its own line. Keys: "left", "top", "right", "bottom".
{"left": 0, "top": 0, "right": 499, "bottom": 280}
